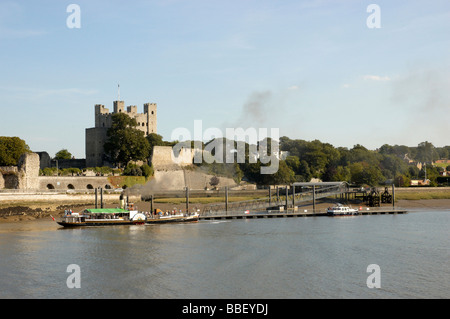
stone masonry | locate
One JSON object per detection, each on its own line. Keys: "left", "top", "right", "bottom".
{"left": 0, "top": 153, "right": 40, "bottom": 190}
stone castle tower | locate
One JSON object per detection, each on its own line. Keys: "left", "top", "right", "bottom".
{"left": 86, "top": 100, "right": 157, "bottom": 167}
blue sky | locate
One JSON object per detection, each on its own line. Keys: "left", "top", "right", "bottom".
{"left": 1, "top": 0, "right": 449, "bottom": 158}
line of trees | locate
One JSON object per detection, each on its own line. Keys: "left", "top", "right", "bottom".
{"left": 191, "top": 138, "right": 450, "bottom": 187}
{"left": 280, "top": 138, "right": 449, "bottom": 186}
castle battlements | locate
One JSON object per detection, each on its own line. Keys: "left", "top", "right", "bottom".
{"left": 86, "top": 100, "right": 157, "bottom": 167}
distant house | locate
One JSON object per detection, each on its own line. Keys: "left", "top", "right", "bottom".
{"left": 410, "top": 179, "right": 430, "bottom": 186}
{"left": 435, "top": 159, "right": 450, "bottom": 164}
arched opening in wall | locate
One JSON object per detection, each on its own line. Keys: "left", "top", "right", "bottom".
{"left": 86, "top": 184, "right": 94, "bottom": 189}
{"left": 105, "top": 184, "right": 112, "bottom": 189}
{"left": 47, "top": 184, "right": 55, "bottom": 190}
{"left": 68, "top": 184, "right": 75, "bottom": 190}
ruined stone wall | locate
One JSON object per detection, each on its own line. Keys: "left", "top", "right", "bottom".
{"left": 0, "top": 167, "right": 18, "bottom": 189}
{"left": 0, "top": 153, "right": 40, "bottom": 190}
{"left": 17, "top": 153, "right": 40, "bottom": 190}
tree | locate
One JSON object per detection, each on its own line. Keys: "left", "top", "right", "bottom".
{"left": 323, "top": 165, "right": 350, "bottom": 182}
{"left": 123, "top": 163, "right": 143, "bottom": 176}
{"left": 379, "top": 154, "right": 408, "bottom": 179}
{"left": 146, "top": 133, "right": 165, "bottom": 156}
{"left": 104, "top": 113, "right": 151, "bottom": 167}
{"left": 209, "top": 176, "right": 220, "bottom": 188}
{"left": 408, "top": 165, "right": 420, "bottom": 179}
{"left": 240, "top": 161, "right": 263, "bottom": 184}
{"left": 0, "top": 137, "right": 30, "bottom": 166}
{"left": 260, "top": 160, "right": 295, "bottom": 185}
{"left": 141, "top": 163, "right": 153, "bottom": 178}
{"left": 415, "top": 141, "right": 437, "bottom": 163}
{"left": 436, "top": 147, "right": 448, "bottom": 160}
{"left": 419, "top": 164, "right": 440, "bottom": 185}
{"left": 285, "top": 156, "right": 300, "bottom": 174}
{"left": 55, "top": 149, "right": 72, "bottom": 160}
{"left": 285, "top": 156, "right": 312, "bottom": 182}
{"left": 394, "top": 174, "right": 410, "bottom": 187}
{"left": 349, "top": 162, "right": 384, "bottom": 186}
{"left": 61, "top": 168, "right": 81, "bottom": 176}
{"left": 297, "top": 160, "right": 312, "bottom": 182}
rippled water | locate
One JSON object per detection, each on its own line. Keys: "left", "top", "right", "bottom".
{"left": 0, "top": 210, "right": 449, "bottom": 299}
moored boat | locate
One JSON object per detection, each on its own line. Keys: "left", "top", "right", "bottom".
{"left": 326, "top": 203, "right": 359, "bottom": 216}
{"left": 145, "top": 209, "right": 199, "bottom": 224}
{"left": 56, "top": 208, "right": 146, "bottom": 227}
{"left": 56, "top": 208, "right": 199, "bottom": 227}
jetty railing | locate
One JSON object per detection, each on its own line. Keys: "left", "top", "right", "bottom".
{"left": 201, "top": 182, "right": 349, "bottom": 215}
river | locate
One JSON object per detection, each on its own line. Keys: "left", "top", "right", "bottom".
{"left": 0, "top": 209, "right": 449, "bottom": 299}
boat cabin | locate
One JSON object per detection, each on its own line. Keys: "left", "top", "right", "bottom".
{"left": 62, "top": 208, "right": 130, "bottom": 223}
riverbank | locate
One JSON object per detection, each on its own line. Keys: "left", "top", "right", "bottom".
{"left": 0, "top": 198, "right": 448, "bottom": 224}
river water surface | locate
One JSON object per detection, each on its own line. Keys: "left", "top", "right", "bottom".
{"left": 0, "top": 209, "right": 449, "bottom": 299}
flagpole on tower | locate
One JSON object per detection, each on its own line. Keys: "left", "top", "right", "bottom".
{"left": 118, "top": 83, "right": 120, "bottom": 101}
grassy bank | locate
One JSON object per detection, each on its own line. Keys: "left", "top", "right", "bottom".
{"left": 107, "top": 176, "right": 148, "bottom": 189}
{"left": 394, "top": 191, "right": 450, "bottom": 200}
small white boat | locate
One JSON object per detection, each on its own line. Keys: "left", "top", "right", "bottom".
{"left": 147, "top": 211, "right": 199, "bottom": 224}
{"left": 326, "top": 203, "right": 359, "bottom": 216}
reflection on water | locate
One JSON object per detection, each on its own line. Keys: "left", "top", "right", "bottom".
{"left": 0, "top": 211, "right": 449, "bottom": 298}
{"left": 0, "top": 218, "right": 59, "bottom": 233}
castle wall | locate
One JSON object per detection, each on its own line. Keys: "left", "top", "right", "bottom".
{"left": 86, "top": 127, "right": 108, "bottom": 167}
{"left": 38, "top": 176, "right": 111, "bottom": 190}
{"left": 151, "top": 146, "right": 196, "bottom": 170}
{"left": 36, "top": 152, "right": 51, "bottom": 169}
{"left": 55, "top": 159, "right": 87, "bottom": 169}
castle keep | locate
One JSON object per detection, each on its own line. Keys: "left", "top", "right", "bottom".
{"left": 86, "top": 100, "right": 157, "bottom": 167}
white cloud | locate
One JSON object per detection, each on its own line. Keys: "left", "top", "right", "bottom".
{"left": 287, "top": 85, "right": 299, "bottom": 90}
{"left": 363, "top": 75, "right": 391, "bottom": 81}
